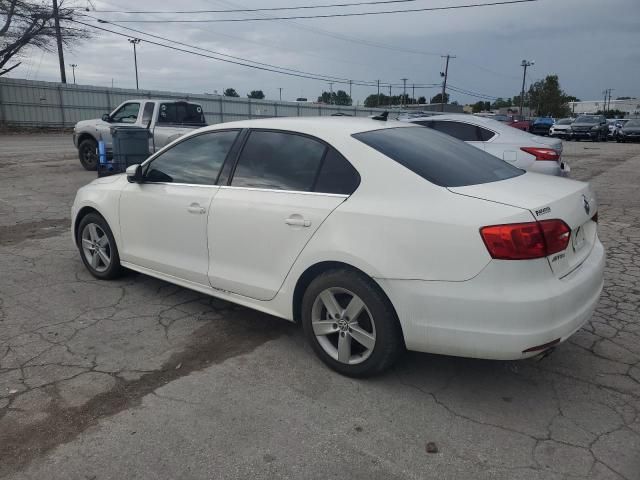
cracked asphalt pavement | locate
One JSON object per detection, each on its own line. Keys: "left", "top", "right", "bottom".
{"left": 0, "top": 133, "right": 639, "bottom": 479}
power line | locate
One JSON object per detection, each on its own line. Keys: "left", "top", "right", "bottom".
{"left": 85, "top": 0, "right": 424, "bottom": 14}
{"left": 100, "top": 0, "right": 540, "bottom": 23}
{"left": 78, "top": 14, "right": 380, "bottom": 86}
{"left": 73, "top": 19, "right": 440, "bottom": 89}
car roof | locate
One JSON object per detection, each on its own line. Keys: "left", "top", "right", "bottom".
{"left": 125, "top": 99, "right": 201, "bottom": 104}
{"left": 201, "top": 116, "right": 413, "bottom": 136}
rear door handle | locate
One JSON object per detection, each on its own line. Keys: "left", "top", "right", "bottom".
{"left": 285, "top": 216, "right": 311, "bottom": 227}
{"left": 187, "top": 203, "right": 206, "bottom": 214}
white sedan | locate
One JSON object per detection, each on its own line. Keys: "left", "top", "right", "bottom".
{"left": 72, "top": 117, "right": 604, "bottom": 376}
{"left": 402, "top": 114, "right": 570, "bottom": 177}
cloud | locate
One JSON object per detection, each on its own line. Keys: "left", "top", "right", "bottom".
{"left": 10, "top": 0, "right": 640, "bottom": 104}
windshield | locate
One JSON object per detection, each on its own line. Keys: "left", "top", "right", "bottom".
{"left": 557, "top": 118, "right": 573, "bottom": 125}
{"left": 575, "top": 116, "right": 599, "bottom": 123}
{"left": 353, "top": 126, "right": 523, "bottom": 188}
{"left": 626, "top": 120, "right": 640, "bottom": 128}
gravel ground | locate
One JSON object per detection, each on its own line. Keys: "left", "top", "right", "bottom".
{"left": 0, "top": 134, "right": 639, "bottom": 480}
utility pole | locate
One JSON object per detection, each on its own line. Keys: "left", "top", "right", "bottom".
{"left": 412, "top": 83, "right": 415, "bottom": 104}
{"left": 278, "top": 87, "right": 282, "bottom": 101}
{"left": 329, "top": 82, "right": 334, "bottom": 104}
{"left": 128, "top": 38, "right": 141, "bottom": 90}
{"left": 440, "top": 54, "right": 455, "bottom": 112}
{"left": 376, "top": 80, "right": 380, "bottom": 107}
{"left": 401, "top": 78, "right": 408, "bottom": 107}
{"left": 348, "top": 80, "right": 353, "bottom": 101}
{"left": 388, "top": 84, "right": 392, "bottom": 105}
{"left": 52, "top": 0, "right": 67, "bottom": 83}
{"left": 69, "top": 63, "right": 77, "bottom": 84}
{"left": 519, "top": 59, "right": 534, "bottom": 117}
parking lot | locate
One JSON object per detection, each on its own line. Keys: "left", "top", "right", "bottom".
{"left": 0, "top": 133, "right": 639, "bottom": 479}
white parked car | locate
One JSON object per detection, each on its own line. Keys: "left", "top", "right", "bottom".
{"left": 402, "top": 114, "right": 570, "bottom": 176}
{"left": 550, "top": 118, "right": 574, "bottom": 138}
{"left": 72, "top": 117, "right": 604, "bottom": 376}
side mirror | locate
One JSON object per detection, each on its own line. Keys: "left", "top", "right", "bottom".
{"left": 102, "top": 113, "right": 111, "bottom": 122}
{"left": 126, "top": 164, "right": 143, "bottom": 183}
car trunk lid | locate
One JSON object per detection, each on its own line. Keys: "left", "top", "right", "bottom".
{"left": 448, "top": 173, "right": 597, "bottom": 277}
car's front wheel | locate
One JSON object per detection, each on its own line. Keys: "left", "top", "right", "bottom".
{"left": 78, "top": 138, "right": 98, "bottom": 171}
{"left": 77, "top": 213, "right": 123, "bottom": 280}
{"left": 301, "top": 269, "right": 403, "bottom": 377}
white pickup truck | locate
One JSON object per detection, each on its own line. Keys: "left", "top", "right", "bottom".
{"left": 73, "top": 99, "right": 207, "bottom": 170}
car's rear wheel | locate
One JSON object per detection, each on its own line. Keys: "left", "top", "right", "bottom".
{"left": 78, "top": 138, "right": 98, "bottom": 171}
{"left": 301, "top": 269, "right": 403, "bottom": 377}
{"left": 77, "top": 213, "right": 123, "bottom": 280}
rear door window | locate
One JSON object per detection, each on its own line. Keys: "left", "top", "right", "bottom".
{"left": 231, "top": 131, "right": 327, "bottom": 191}
{"left": 313, "top": 148, "right": 360, "bottom": 195}
{"left": 157, "top": 102, "right": 206, "bottom": 126}
{"left": 353, "top": 126, "right": 523, "bottom": 188}
{"left": 430, "top": 121, "right": 482, "bottom": 141}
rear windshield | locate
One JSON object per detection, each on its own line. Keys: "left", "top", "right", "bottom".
{"left": 157, "top": 102, "right": 207, "bottom": 126}
{"left": 353, "top": 126, "right": 523, "bottom": 187}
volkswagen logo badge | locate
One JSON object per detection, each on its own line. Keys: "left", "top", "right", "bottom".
{"left": 582, "top": 195, "right": 591, "bottom": 215}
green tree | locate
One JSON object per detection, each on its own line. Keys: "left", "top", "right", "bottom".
{"left": 471, "top": 101, "right": 490, "bottom": 113}
{"left": 317, "top": 90, "right": 352, "bottom": 106}
{"left": 525, "top": 75, "right": 572, "bottom": 117}
{"left": 417, "top": 96, "right": 426, "bottom": 104}
{"left": 224, "top": 88, "right": 239, "bottom": 97}
{"left": 491, "top": 97, "right": 512, "bottom": 109}
{"left": 430, "top": 93, "right": 449, "bottom": 104}
{"left": 247, "top": 90, "right": 265, "bottom": 99}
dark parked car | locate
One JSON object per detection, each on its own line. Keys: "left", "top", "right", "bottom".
{"left": 569, "top": 115, "right": 609, "bottom": 142}
{"left": 530, "top": 117, "right": 555, "bottom": 136}
{"left": 617, "top": 119, "right": 640, "bottom": 142}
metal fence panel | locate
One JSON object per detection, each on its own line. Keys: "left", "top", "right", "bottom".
{"left": 0, "top": 77, "right": 400, "bottom": 128}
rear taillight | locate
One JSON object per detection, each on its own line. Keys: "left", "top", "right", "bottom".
{"left": 480, "top": 219, "right": 570, "bottom": 260}
{"left": 520, "top": 147, "right": 560, "bottom": 161}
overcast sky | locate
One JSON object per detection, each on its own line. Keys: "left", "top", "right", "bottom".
{"left": 9, "top": 0, "right": 640, "bottom": 105}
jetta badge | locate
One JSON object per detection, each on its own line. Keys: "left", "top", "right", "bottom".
{"left": 582, "top": 195, "right": 591, "bottom": 215}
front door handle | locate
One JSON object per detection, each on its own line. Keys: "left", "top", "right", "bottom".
{"left": 187, "top": 203, "right": 206, "bottom": 214}
{"left": 285, "top": 216, "right": 311, "bottom": 227}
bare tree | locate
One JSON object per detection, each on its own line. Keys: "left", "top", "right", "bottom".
{"left": 0, "top": 0, "right": 90, "bottom": 76}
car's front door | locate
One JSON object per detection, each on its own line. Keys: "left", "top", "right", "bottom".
{"left": 207, "top": 130, "right": 360, "bottom": 301}
{"left": 98, "top": 102, "right": 141, "bottom": 148}
{"left": 119, "top": 130, "right": 240, "bottom": 285}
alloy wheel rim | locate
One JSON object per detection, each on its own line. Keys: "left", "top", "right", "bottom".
{"left": 82, "top": 146, "right": 97, "bottom": 166}
{"left": 311, "top": 287, "right": 376, "bottom": 365}
{"left": 81, "top": 223, "right": 111, "bottom": 272}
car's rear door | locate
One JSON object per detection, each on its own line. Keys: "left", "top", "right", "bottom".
{"left": 207, "top": 130, "right": 359, "bottom": 301}
{"left": 119, "top": 130, "right": 240, "bottom": 285}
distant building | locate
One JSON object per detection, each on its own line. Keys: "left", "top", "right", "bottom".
{"left": 568, "top": 99, "right": 640, "bottom": 116}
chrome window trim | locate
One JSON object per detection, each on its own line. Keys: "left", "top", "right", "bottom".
{"left": 138, "top": 183, "right": 348, "bottom": 198}
{"left": 220, "top": 185, "right": 348, "bottom": 198}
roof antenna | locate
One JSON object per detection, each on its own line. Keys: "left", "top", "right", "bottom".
{"left": 371, "top": 111, "right": 388, "bottom": 121}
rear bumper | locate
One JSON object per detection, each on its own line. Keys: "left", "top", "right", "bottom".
{"left": 378, "top": 238, "right": 605, "bottom": 360}
{"left": 527, "top": 161, "right": 568, "bottom": 177}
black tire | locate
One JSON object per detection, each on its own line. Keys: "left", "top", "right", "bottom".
{"left": 301, "top": 269, "right": 403, "bottom": 377}
{"left": 78, "top": 138, "right": 98, "bottom": 171}
{"left": 76, "top": 212, "right": 123, "bottom": 280}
